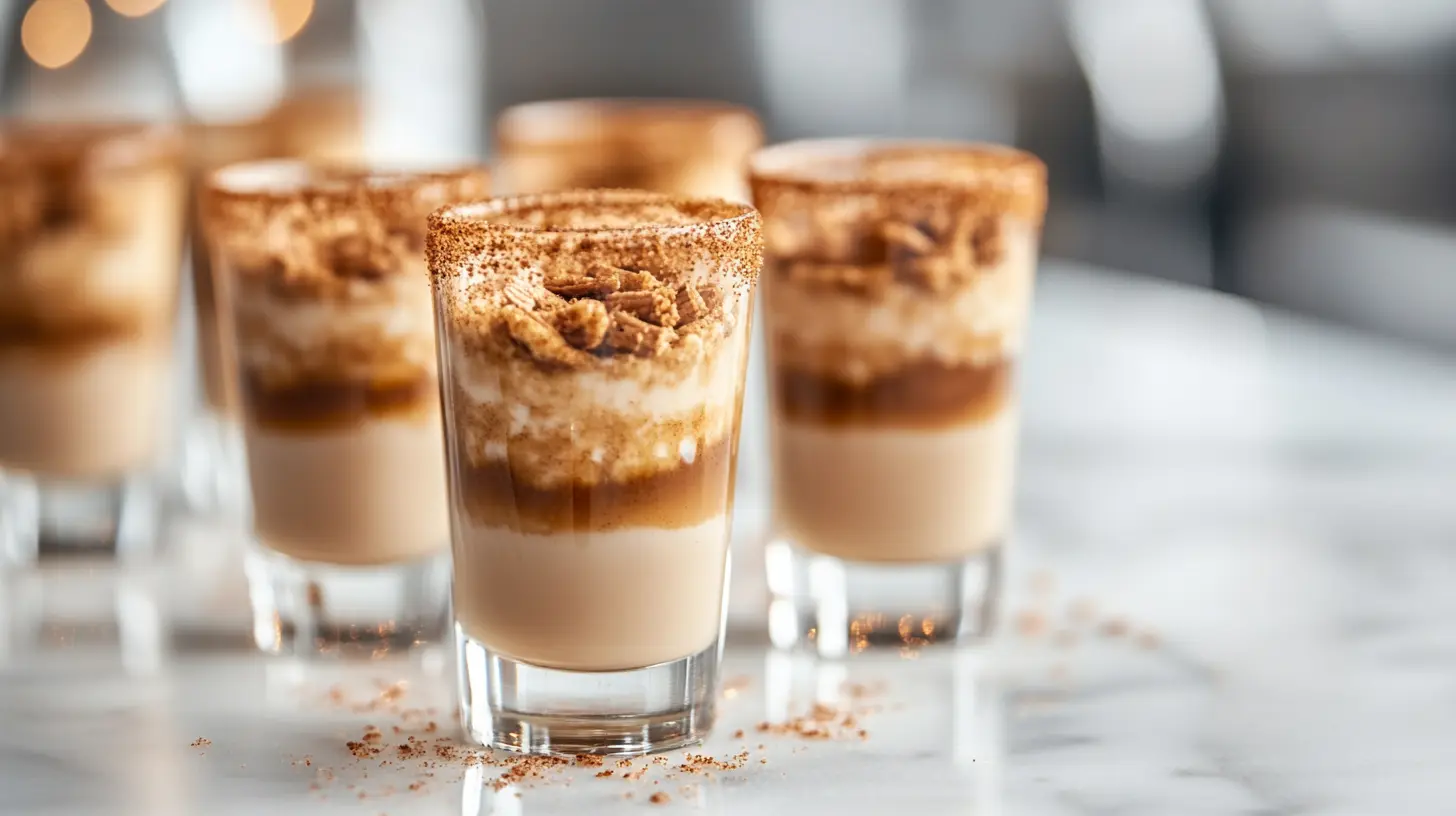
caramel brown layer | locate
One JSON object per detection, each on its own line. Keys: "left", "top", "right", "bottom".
{"left": 775, "top": 358, "right": 1013, "bottom": 430}
{"left": 457, "top": 437, "right": 737, "bottom": 534}
{"left": 242, "top": 374, "right": 438, "bottom": 432}
{"left": 0, "top": 316, "right": 157, "bottom": 351}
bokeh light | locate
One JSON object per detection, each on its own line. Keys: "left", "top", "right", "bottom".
{"left": 21, "top": 0, "right": 93, "bottom": 70}
{"left": 269, "top": 0, "right": 314, "bottom": 43}
{"left": 105, "top": 0, "right": 167, "bottom": 18}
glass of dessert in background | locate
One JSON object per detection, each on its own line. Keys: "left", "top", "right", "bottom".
{"left": 203, "top": 160, "right": 488, "bottom": 657}
{"left": 493, "top": 98, "right": 762, "bottom": 202}
{"left": 428, "top": 190, "right": 761, "bottom": 755}
{"left": 749, "top": 139, "right": 1047, "bottom": 657}
{"left": 0, "top": 123, "right": 186, "bottom": 566}
{"left": 181, "top": 89, "right": 365, "bottom": 519}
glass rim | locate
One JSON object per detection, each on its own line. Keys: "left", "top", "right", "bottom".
{"left": 427, "top": 188, "right": 759, "bottom": 241}
{"left": 207, "top": 158, "right": 490, "bottom": 204}
{"left": 0, "top": 120, "right": 183, "bottom": 174}
{"left": 496, "top": 97, "right": 763, "bottom": 148}
{"left": 748, "top": 137, "right": 1046, "bottom": 195}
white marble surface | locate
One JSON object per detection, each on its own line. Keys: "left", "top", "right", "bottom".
{"left": 3, "top": 261, "right": 1455, "bottom": 815}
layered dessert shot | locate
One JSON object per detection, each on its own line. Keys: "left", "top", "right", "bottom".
{"left": 0, "top": 123, "right": 185, "bottom": 563}
{"left": 183, "top": 89, "right": 364, "bottom": 516}
{"left": 494, "top": 99, "right": 763, "bottom": 202}
{"left": 750, "top": 139, "right": 1047, "bottom": 655}
{"left": 203, "top": 160, "right": 489, "bottom": 656}
{"left": 428, "top": 190, "right": 761, "bottom": 755}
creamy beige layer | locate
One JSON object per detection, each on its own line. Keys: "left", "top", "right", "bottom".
{"left": 771, "top": 410, "right": 1018, "bottom": 563}
{"left": 453, "top": 517, "right": 730, "bottom": 671}
{"left": 0, "top": 340, "right": 170, "bottom": 479}
{"left": 246, "top": 416, "right": 450, "bottom": 566}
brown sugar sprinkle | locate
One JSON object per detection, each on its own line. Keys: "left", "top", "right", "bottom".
{"left": 721, "top": 675, "right": 751, "bottom": 699}
{"left": 649, "top": 792, "right": 671, "bottom": 805}
{"left": 651, "top": 756, "right": 670, "bottom": 766}
{"left": 190, "top": 738, "right": 211, "bottom": 748}
{"left": 1014, "top": 608, "right": 1048, "bottom": 638}
{"left": 573, "top": 754, "right": 604, "bottom": 767}
{"left": 595, "top": 770, "right": 614, "bottom": 778}
{"left": 621, "top": 768, "right": 650, "bottom": 781}
{"left": 1100, "top": 618, "right": 1130, "bottom": 638}
{"left": 732, "top": 729, "right": 745, "bottom": 739}
{"left": 616, "top": 758, "right": 634, "bottom": 768}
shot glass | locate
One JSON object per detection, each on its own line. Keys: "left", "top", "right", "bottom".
{"left": 203, "top": 160, "right": 489, "bottom": 657}
{"left": 750, "top": 139, "right": 1047, "bottom": 655}
{"left": 0, "top": 123, "right": 186, "bottom": 566}
{"left": 181, "top": 93, "right": 365, "bottom": 518}
{"left": 494, "top": 98, "right": 763, "bottom": 202}
{"left": 428, "top": 190, "right": 761, "bottom": 755}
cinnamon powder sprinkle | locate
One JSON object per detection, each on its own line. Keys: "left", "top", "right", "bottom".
{"left": 1100, "top": 618, "right": 1130, "bottom": 638}
{"left": 190, "top": 738, "right": 211, "bottom": 748}
{"left": 649, "top": 792, "right": 671, "bottom": 805}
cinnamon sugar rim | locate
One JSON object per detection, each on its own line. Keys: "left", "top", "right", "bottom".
{"left": 428, "top": 189, "right": 758, "bottom": 243}
{"left": 0, "top": 121, "right": 182, "bottom": 174}
{"left": 749, "top": 138, "right": 1046, "bottom": 213}
{"left": 207, "top": 159, "right": 490, "bottom": 207}
{"left": 497, "top": 98, "right": 762, "bottom": 149}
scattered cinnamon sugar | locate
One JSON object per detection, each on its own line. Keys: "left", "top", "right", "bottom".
{"left": 732, "top": 729, "right": 745, "bottom": 739}
{"left": 595, "top": 770, "right": 614, "bottom": 779}
{"left": 722, "top": 676, "right": 751, "bottom": 699}
{"left": 1014, "top": 609, "right": 1047, "bottom": 638}
{"left": 190, "top": 738, "right": 211, "bottom": 748}
{"left": 649, "top": 792, "right": 671, "bottom": 805}
{"left": 1100, "top": 618, "right": 1129, "bottom": 638}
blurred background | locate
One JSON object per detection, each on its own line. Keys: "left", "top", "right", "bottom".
{"left": 5, "top": 0, "right": 1456, "bottom": 349}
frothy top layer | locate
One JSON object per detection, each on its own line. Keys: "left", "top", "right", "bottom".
{"left": 429, "top": 190, "right": 761, "bottom": 489}
{"left": 752, "top": 141, "right": 1046, "bottom": 384}
{"left": 429, "top": 191, "right": 760, "bottom": 347}
{"left": 204, "top": 160, "right": 490, "bottom": 298}
{"left": 0, "top": 123, "right": 185, "bottom": 338}
{"left": 767, "top": 223, "right": 1039, "bottom": 384}
{"left": 0, "top": 122, "right": 183, "bottom": 245}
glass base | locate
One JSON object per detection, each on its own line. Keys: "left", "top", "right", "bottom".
{"left": 765, "top": 537, "right": 1001, "bottom": 657}
{"left": 178, "top": 411, "right": 249, "bottom": 519}
{"left": 456, "top": 626, "right": 720, "bottom": 756}
{"left": 245, "top": 546, "right": 450, "bottom": 658}
{"left": 0, "top": 470, "right": 160, "bottom": 568}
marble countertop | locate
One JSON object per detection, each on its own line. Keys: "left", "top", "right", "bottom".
{"left": 3, "top": 261, "right": 1454, "bottom": 815}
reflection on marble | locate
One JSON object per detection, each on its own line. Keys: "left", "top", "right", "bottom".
{"left": 2, "top": 263, "right": 1456, "bottom": 814}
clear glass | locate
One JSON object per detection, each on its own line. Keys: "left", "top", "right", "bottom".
{"left": 0, "top": 123, "right": 186, "bottom": 567}
{"left": 429, "top": 190, "right": 761, "bottom": 755}
{"left": 204, "top": 159, "right": 489, "bottom": 657}
{"left": 181, "top": 90, "right": 366, "bottom": 519}
{"left": 494, "top": 98, "right": 763, "bottom": 202}
{"left": 750, "top": 139, "right": 1047, "bottom": 656}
